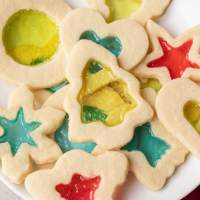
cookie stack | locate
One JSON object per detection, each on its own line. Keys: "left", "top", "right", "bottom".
{"left": 0, "top": 0, "right": 199, "bottom": 199}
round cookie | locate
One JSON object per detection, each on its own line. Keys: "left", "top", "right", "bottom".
{"left": 0, "top": 0, "right": 71, "bottom": 88}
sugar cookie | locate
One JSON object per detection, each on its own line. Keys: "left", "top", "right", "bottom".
{"left": 62, "top": 8, "right": 148, "bottom": 70}
{"left": 0, "top": 0, "right": 71, "bottom": 88}
{"left": 25, "top": 150, "right": 128, "bottom": 200}
{"left": 88, "top": 0, "right": 171, "bottom": 25}
{"left": 156, "top": 78, "right": 200, "bottom": 159}
{"left": 134, "top": 20, "right": 200, "bottom": 86}
{"left": 121, "top": 91, "right": 188, "bottom": 190}
{"left": 0, "top": 85, "right": 65, "bottom": 183}
{"left": 64, "top": 40, "right": 153, "bottom": 150}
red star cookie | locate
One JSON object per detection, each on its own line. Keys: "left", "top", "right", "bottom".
{"left": 134, "top": 20, "right": 200, "bottom": 86}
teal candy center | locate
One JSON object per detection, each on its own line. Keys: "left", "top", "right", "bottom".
{"left": 0, "top": 108, "right": 40, "bottom": 156}
{"left": 54, "top": 115, "right": 96, "bottom": 153}
{"left": 122, "top": 123, "right": 170, "bottom": 167}
{"left": 80, "top": 31, "right": 122, "bottom": 57}
{"left": 47, "top": 80, "right": 69, "bottom": 93}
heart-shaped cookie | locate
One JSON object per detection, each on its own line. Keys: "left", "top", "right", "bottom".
{"left": 62, "top": 8, "right": 148, "bottom": 70}
{"left": 156, "top": 78, "right": 200, "bottom": 159}
{"left": 88, "top": 0, "right": 171, "bottom": 25}
{"left": 0, "top": 0, "right": 71, "bottom": 88}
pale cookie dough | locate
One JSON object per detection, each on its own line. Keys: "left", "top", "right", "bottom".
{"left": 62, "top": 8, "right": 148, "bottom": 70}
{"left": 156, "top": 78, "right": 200, "bottom": 159}
{"left": 88, "top": 0, "right": 171, "bottom": 25}
{"left": 43, "top": 87, "right": 97, "bottom": 154}
{"left": 25, "top": 150, "right": 128, "bottom": 200}
{"left": 121, "top": 91, "right": 188, "bottom": 190}
{"left": 64, "top": 40, "right": 153, "bottom": 150}
{"left": 0, "top": 85, "right": 65, "bottom": 184}
{"left": 34, "top": 80, "right": 69, "bottom": 107}
{"left": 134, "top": 20, "right": 200, "bottom": 86}
{"left": 0, "top": 0, "right": 71, "bottom": 88}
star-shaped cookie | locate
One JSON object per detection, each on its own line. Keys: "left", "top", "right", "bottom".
{"left": 134, "top": 20, "right": 200, "bottom": 86}
{"left": 0, "top": 85, "right": 65, "bottom": 183}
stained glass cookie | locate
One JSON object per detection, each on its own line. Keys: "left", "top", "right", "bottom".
{"left": 88, "top": 0, "right": 171, "bottom": 25}
{"left": 121, "top": 90, "right": 188, "bottom": 190}
{"left": 43, "top": 87, "right": 97, "bottom": 154}
{"left": 25, "top": 150, "right": 128, "bottom": 200}
{"left": 64, "top": 40, "right": 153, "bottom": 150}
{"left": 134, "top": 20, "right": 200, "bottom": 86}
{"left": 156, "top": 78, "right": 200, "bottom": 159}
{"left": 0, "top": 0, "right": 71, "bottom": 88}
{"left": 62, "top": 8, "right": 149, "bottom": 70}
{"left": 0, "top": 85, "right": 65, "bottom": 183}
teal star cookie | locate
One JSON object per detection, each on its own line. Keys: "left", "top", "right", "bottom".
{"left": 0, "top": 86, "right": 65, "bottom": 184}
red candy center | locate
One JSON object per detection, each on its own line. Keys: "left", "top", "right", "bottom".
{"left": 147, "top": 37, "right": 200, "bottom": 79}
{"left": 55, "top": 173, "right": 101, "bottom": 200}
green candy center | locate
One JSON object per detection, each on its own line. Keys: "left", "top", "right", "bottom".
{"left": 3, "top": 9, "right": 59, "bottom": 66}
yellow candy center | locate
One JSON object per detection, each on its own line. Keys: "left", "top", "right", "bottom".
{"left": 139, "top": 78, "right": 161, "bottom": 92}
{"left": 105, "top": 0, "right": 142, "bottom": 22}
{"left": 184, "top": 101, "right": 200, "bottom": 134}
{"left": 78, "top": 60, "right": 137, "bottom": 126}
{"left": 2, "top": 9, "right": 59, "bottom": 66}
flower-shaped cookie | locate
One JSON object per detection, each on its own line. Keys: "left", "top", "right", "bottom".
{"left": 62, "top": 8, "right": 148, "bottom": 70}
{"left": 88, "top": 0, "right": 171, "bottom": 25}
{"left": 64, "top": 40, "right": 153, "bottom": 150}
{"left": 0, "top": 85, "right": 65, "bottom": 183}
{"left": 121, "top": 91, "right": 188, "bottom": 190}
{"left": 25, "top": 150, "right": 128, "bottom": 200}
{"left": 43, "top": 87, "right": 97, "bottom": 154}
{"left": 134, "top": 20, "right": 200, "bottom": 86}
{"left": 0, "top": 0, "right": 71, "bottom": 88}
{"left": 156, "top": 78, "right": 200, "bottom": 159}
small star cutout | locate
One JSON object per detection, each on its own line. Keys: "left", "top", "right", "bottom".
{"left": 122, "top": 123, "right": 170, "bottom": 167}
{"left": 55, "top": 173, "right": 101, "bottom": 200}
{"left": 0, "top": 107, "right": 40, "bottom": 156}
{"left": 147, "top": 38, "right": 200, "bottom": 79}
{"left": 54, "top": 115, "right": 96, "bottom": 153}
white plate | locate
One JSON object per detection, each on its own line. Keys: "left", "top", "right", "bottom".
{"left": 0, "top": 0, "right": 200, "bottom": 199}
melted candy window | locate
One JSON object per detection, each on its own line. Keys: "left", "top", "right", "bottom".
{"left": 184, "top": 101, "right": 200, "bottom": 134}
{"left": 78, "top": 60, "right": 137, "bottom": 127}
{"left": 55, "top": 173, "right": 101, "bottom": 200}
{"left": 3, "top": 9, "right": 59, "bottom": 66}
{"left": 105, "top": 0, "right": 142, "bottom": 22}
